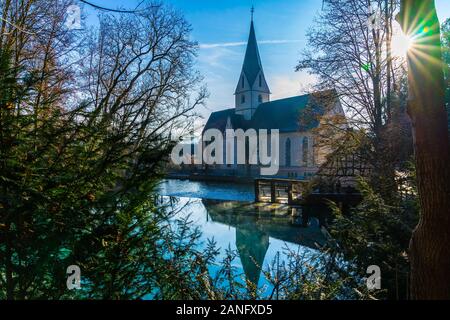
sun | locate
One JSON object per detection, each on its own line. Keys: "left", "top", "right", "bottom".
{"left": 391, "top": 32, "right": 413, "bottom": 57}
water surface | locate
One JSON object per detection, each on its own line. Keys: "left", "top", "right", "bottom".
{"left": 157, "top": 179, "right": 328, "bottom": 295}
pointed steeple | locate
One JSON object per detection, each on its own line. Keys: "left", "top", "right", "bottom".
{"left": 235, "top": 8, "right": 271, "bottom": 120}
{"left": 242, "top": 20, "right": 263, "bottom": 88}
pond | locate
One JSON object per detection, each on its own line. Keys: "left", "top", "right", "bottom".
{"left": 157, "top": 179, "right": 330, "bottom": 296}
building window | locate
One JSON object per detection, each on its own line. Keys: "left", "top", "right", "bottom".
{"left": 242, "top": 75, "right": 245, "bottom": 88}
{"left": 245, "top": 137, "right": 250, "bottom": 165}
{"left": 311, "top": 137, "right": 316, "bottom": 165}
{"left": 258, "top": 95, "right": 263, "bottom": 103}
{"left": 241, "top": 95, "right": 245, "bottom": 104}
{"left": 286, "top": 138, "right": 291, "bottom": 167}
{"left": 302, "top": 137, "right": 309, "bottom": 166}
{"left": 259, "top": 75, "right": 262, "bottom": 87}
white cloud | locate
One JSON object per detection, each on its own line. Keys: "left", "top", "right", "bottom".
{"left": 200, "top": 42, "right": 246, "bottom": 49}
{"left": 270, "top": 72, "right": 318, "bottom": 100}
{"left": 197, "top": 46, "right": 239, "bottom": 70}
{"left": 199, "top": 39, "right": 302, "bottom": 49}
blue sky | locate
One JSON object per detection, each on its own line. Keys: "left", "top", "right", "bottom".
{"left": 82, "top": 0, "right": 450, "bottom": 128}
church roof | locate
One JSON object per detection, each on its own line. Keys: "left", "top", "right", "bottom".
{"left": 241, "top": 21, "right": 264, "bottom": 87}
{"left": 204, "top": 90, "right": 337, "bottom": 134}
{"left": 203, "top": 108, "right": 248, "bottom": 133}
{"left": 252, "top": 95, "right": 312, "bottom": 132}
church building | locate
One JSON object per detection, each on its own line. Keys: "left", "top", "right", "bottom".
{"left": 202, "top": 14, "right": 345, "bottom": 180}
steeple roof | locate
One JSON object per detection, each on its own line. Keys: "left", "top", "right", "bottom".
{"left": 241, "top": 21, "right": 264, "bottom": 87}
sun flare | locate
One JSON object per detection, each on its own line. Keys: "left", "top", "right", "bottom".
{"left": 391, "top": 32, "right": 413, "bottom": 57}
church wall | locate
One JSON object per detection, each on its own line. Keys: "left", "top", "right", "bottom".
{"left": 235, "top": 71, "right": 270, "bottom": 120}
{"left": 275, "top": 133, "right": 318, "bottom": 179}
{"left": 279, "top": 133, "right": 315, "bottom": 167}
{"left": 235, "top": 71, "right": 254, "bottom": 120}
{"left": 249, "top": 90, "right": 270, "bottom": 111}
{"left": 199, "top": 126, "right": 335, "bottom": 180}
{"left": 235, "top": 103, "right": 253, "bottom": 121}
{"left": 250, "top": 70, "right": 270, "bottom": 107}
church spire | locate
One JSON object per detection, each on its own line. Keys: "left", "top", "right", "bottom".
{"left": 242, "top": 16, "right": 263, "bottom": 88}
{"left": 235, "top": 8, "right": 271, "bottom": 120}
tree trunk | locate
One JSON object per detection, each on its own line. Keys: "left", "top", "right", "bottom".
{"left": 398, "top": 0, "right": 450, "bottom": 299}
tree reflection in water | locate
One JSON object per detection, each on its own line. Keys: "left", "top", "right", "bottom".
{"left": 201, "top": 199, "right": 328, "bottom": 292}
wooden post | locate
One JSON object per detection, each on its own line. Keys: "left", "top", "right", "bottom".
{"left": 271, "top": 181, "right": 276, "bottom": 203}
{"left": 288, "top": 182, "right": 293, "bottom": 205}
{"left": 255, "top": 179, "right": 260, "bottom": 202}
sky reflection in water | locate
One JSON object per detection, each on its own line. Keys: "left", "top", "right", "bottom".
{"left": 158, "top": 180, "right": 328, "bottom": 295}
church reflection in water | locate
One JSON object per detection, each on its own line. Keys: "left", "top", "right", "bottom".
{"left": 201, "top": 199, "right": 328, "bottom": 287}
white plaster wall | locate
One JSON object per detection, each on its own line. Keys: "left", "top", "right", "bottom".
{"left": 235, "top": 71, "right": 271, "bottom": 120}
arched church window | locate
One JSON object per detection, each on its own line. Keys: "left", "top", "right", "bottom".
{"left": 258, "top": 95, "right": 262, "bottom": 103}
{"left": 241, "top": 95, "right": 246, "bottom": 104}
{"left": 286, "top": 138, "right": 291, "bottom": 167}
{"left": 242, "top": 75, "right": 245, "bottom": 88}
{"left": 302, "top": 137, "right": 309, "bottom": 166}
{"left": 259, "top": 75, "right": 262, "bottom": 87}
{"left": 245, "top": 136, "right": 250, "bottom": 165}
{"left": 311, "top": 137, "right": 316, "bottom": 165}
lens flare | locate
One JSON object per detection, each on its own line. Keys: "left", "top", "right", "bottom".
{"left": 392, "top": 32, "right": 413, "bottom": 57}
